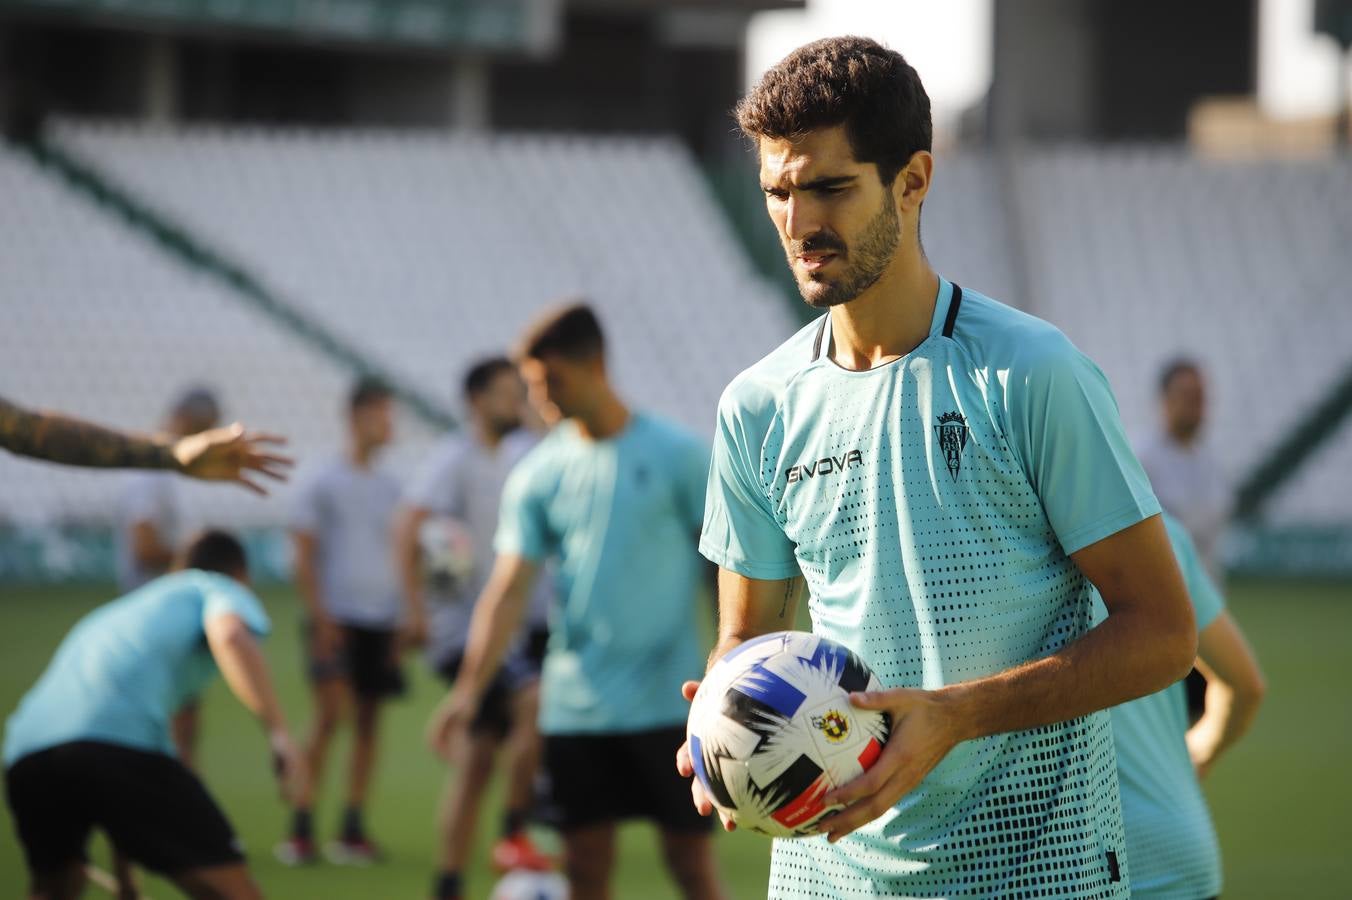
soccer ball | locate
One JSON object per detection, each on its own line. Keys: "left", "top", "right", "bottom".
{"left": 417, "top": 516, "right": 476, "bottom": 594}
{"left": 686, "top": 631, "right": 890, "bottom": 838}
{"left": 489, "top": 870, "right": 568, "bottom": 900}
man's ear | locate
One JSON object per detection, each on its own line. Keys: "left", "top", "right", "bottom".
{"left": 897, "top": 151, "right": 933, "bottom": 211}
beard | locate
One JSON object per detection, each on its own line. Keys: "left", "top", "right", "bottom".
{"left": 791, "top": 195, "right": 900, "bottom": 309}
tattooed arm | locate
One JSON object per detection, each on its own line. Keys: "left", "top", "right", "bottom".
{"left": 706, "top": 568, "right": 805, "bottom": 667}
{"left": 0, "top": 395, "right": 293, "bottom": 493}
{"left": 0, "top": 395, "right": 178, "bottom": 469}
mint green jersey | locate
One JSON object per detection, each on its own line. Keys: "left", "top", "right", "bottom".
{"left": 495, "top": 413, "right": 709, "bottom": 735}
{"left": 701, "top": 278, "right": 1160, "bottom": 897}
{"left": 1105, "top": 513, "right": 1224, "bottom": 899}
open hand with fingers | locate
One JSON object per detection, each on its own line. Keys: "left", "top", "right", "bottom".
{"left": 815, "top": 687, "right": 968, "bottom": 843}
{"left": 172, "top": 423, "right": 293, "bottom": 494}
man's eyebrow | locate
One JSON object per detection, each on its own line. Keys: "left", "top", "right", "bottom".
{"left": 761, "top": 175, "right": 857, "bottom": 192}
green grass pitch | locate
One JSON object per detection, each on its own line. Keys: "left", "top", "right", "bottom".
{"left": 1, "top": 579, "right": 1348, "bottom": 898}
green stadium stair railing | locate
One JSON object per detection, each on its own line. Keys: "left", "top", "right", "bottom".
{"left": 16, "top": 135, "right": 457, "bottom": 432}
{"left": 1234, "top": 360, "right": 1352, "bottom": 521}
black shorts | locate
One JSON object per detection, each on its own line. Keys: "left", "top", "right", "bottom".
{"left": 4, "top": 741, "right": 243, "bottom": 877}
{"left": 437, "top": 654, "right": 520, "bottom": 739}
{"left": 306, "top": 621, "right": 406, "bottom": 699}
{"left": 502, "top": 625, "right": 549, "bottom": 687}
{"left": 537, "top": 725, "right": 711, "bottom": 833}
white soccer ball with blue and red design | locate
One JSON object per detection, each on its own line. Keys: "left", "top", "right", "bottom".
{"left": 686, "top": 630, "right": 890, "bottom": 838}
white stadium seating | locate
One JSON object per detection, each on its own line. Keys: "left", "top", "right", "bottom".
{"left": 3, "top": 123, "right": 1347, "bottom": 533}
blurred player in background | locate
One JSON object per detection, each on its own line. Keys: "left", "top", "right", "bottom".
{"left": 1138, "top": 359, "right": 1234, "bottom": 721}
{"left": 2, "top": 530, "right": 302, "bottom": 900}
{"left": 116, "top": 387, "right": 221, "bottom": 593}
{"left": 278, "top": 377, "right": 409, "bottom": 866}
{"left": 1138, "top": 359, "right": 1232, "bottom": 581}
{"left": 680, "top": 37, "right": 1195, "bottom": 897}
{"left": 395, "top": 357, "right": 553, "bottom": 900}
{"left": 1108, "top": 511, "right": 1265, "bottom": 900}
{"left": 426, "top": 305, "right": 726, "bottom": 900}
{"left": 0, "top": 394, "right": 291, "bottom": 490}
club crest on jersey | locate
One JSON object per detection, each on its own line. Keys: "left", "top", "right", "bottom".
{"left": 934, "top": 411, "right": 969, "bottom": 482}
{"left": 811, "top": 710, "right": 850, "bottom": 743}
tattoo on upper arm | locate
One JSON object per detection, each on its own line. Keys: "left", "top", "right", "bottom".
{"left": 0, "top": 394, "right": 175, "bottom": 470}
{"left": 779, "top": 577, "right": 801, "bottom": 619}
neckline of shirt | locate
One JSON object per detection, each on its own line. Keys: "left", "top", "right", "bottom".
{"left": 815, "top": 276, "right": 954, "bottom": 377}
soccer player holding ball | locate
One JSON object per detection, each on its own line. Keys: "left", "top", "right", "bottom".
{"left": 677, "top": 37, "right": 1197, "bottom": 897}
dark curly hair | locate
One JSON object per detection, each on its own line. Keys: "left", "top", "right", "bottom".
{"left": 736, "top": 36, "right": 932, "bottom": 186}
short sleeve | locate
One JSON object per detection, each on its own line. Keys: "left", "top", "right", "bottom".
{"left": 199, "top": 573, "right": 271, "bottom": 637}
{"left": 1163, "top": 515, "right": 1225, "bottom": 629}
{"left": 1006, "top": 340, "right": 1161, "bottom": 555}
{"left": 493, "top": 462, "right": 552, "bottom": 562}
{"left": 288, "top": 469, "right": 325, "bottom": 533}
{"left": 404, "top": 443, "right": 464, "bottom": 517}
{"left": 699, "top": 385, "right": 799, "bottom": 580}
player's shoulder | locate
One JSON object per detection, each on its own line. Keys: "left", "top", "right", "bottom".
{"left": 505, "top": 425, "right": 568, "bottom": 487}
{"left": 950, "top": 286, "right": 1083, "bottom": 370}
{"left": 632, "top": 411, "right": 704, "bottom": 452}
{"left": 718, "top": 316, "right": 824, "bottom": 424}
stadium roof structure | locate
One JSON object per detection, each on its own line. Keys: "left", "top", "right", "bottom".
{"left": 0, "top": 0, "right": 563, "bottom": 54}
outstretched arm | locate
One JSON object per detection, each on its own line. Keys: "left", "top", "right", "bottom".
{"left": 0, "top": 395, "right": 292, "bottom": 492}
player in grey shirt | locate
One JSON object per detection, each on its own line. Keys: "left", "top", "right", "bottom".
{"left": 115, "top": 387, "right": 221, "bottom": 592}
{"left": 278, "top": 377, "right": 407, "bottom": 866}
{"left": 1137, "top": 358, "right": 1231, "bottom": 581}
{"left": 395, "top": 358, "right": 554, "bottom": 900}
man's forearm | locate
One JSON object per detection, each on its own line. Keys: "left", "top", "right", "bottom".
{"left": 456, "top": 581, "right": 529, "bottom": 703}
{"left": 708, "top": 572, "right": 803, "bottom": 670}
{"left": 393, "top": 508, "right": 427, "bottom": 628}
{"left": 941, "top": 609, "right": 1196, "bottom": 743}
{"left": 0, "top": 397, "right": 177, "bottom": 470}
{"left": 207, "top": 618, "right": 288, "bottom": 734}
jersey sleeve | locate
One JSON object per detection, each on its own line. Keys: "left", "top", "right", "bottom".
{"left": 1005, "top": 338, "right": 1161, "bottom": 556}
{"left": 404, "top": 443, "right": 463, "bottom": 516}
{"left": 1163, "top": 514, "right": 1225, "bottom": 629}
{"left": 699, "top": 382, "right": 799, "bottom": 580}
{"left": 199, "top": 573, "right": 271, "bottom": 637}
{"left": 493, "top": 461, "right": 552, "bottom": 562}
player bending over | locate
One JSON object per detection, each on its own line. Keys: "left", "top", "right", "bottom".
{"left": 2, "top": 530, "right": 302, "bottom": 900}
{"left": 1109, "top": 512, "right": 1265, "bottom": 899}
{"left": 395, "top": 357, "right": 555, "bottom": 900}
{"left": 426, "top": 304, "right": 728, "bottom": 900}
{"left": 677, "top": 37, "right": 1196, "bottom": 897}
